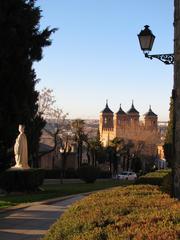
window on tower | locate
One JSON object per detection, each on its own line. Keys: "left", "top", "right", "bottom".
{"left": 104, "top": 117, "right": 107, "bottom": 124}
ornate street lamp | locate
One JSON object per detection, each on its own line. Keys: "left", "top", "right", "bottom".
{"left": 138, "top": 1, "right": 180, "bottom": 200}
{"left": 138, "top": 25, "right": 174, "bottom": 65}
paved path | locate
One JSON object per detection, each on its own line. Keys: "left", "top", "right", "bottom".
{"left": 0, "top": 194, "right": 85, "bottom": 240}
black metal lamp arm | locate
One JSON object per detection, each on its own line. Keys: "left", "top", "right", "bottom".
{"left": 144, "top": 53, "right": 174, "bottom": 65}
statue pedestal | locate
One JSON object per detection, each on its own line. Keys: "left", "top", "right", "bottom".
{"left": 10, "top": 165, "right": 30, "bottom": 170}
{"left": 0, "top": 168, "right": 44, "bottom": 192}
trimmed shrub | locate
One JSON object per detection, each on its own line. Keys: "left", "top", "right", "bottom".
{"left": 44, "top": 169, "right": 78, "bottom": 179}
{"left": 44, "top": 169, "right": 111, "bottom": 180}
{"left": 0, "top": 168, "right": 44, "bottom": 192}
{"left": 77, "top": 165, "right": 100, "bottom": 183}
{"left": 44, "top": 169, "right": 62, "bottom": 179}
{"left": 136, "top": 169, "right": 171, "bottom": 186}
{"left": 98, "top": 170, "right": 112, "bottom": 179}
{"left": 162, "top": 171, "right": 172, "bottom": 194}
{"left": 64, "top": 168, "right": 78, "bottom": 179}
{"left": 44, "top": 185, "right": 180, "bottom": 240}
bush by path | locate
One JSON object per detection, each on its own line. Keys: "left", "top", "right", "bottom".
{"left": 0, "top": 168, "right": 44, "bottom": 192}
{"left": 44, "top": 184, "right": 180, "bottom": 240}
{"left": 136, "top": 169, "right": 171, "bottom": 186}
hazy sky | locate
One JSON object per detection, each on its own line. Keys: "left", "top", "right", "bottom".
{"left": 35, "top": 0, "right": 173, "bottom": 121}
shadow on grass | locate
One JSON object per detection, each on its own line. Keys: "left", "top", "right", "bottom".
{"left": 0, "top": 179, "right": 131, "bottom": 208}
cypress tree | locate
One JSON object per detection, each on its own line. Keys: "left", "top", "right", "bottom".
{"left": 163, "top": 97, "right": 173, "bottom": 167}
{"left": 0, "top": 0, "right": 56, "bottom": 169}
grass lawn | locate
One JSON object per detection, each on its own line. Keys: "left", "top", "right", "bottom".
{"left": 0, "top": 179, "right": 130, "bottom": 209}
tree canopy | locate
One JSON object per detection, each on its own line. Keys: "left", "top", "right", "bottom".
{"left": 0, "top": 0, "right": 56, "bottom": 169}
{"left": 163, "top": 97, "right": 173, "bottom": 167}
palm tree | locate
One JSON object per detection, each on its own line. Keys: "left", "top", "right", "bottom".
{"left": 131, "top": 141, "right": 144, "bottom": 173}
{"left": 71, "top": 119, "right": 86, "bottom": 167}
{"left": 59, "top": 134, "right": 72, "bottom": 182}
{"left": 109, "top": 138, "right": 125, "bottom": 174}
{"left": 87, "top": 137, "right": 103, "bottom": 166}
{"left": 122, "top": 140, "right": 134, "bottom": 171}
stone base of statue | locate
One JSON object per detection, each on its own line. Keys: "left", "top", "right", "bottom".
{"left": 10, "top": 165, "right": 30, "bottom": 170}
{"left": 0, "top": 168, "right": 44, "bottom": 192}
{"left": 11, "top": 160, "right": 30, "bottom": 170}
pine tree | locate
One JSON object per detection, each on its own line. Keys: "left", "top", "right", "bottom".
{"left": 0, "top": 0, "right": 56, "bottom": 169}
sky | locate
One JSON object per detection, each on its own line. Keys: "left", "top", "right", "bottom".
{"left": 35, "top": 0, "right": 173, "bottom": 121}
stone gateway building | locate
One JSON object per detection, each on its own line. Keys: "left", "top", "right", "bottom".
{"left": 99, "top": 101, "right": 160, "bottom": 158}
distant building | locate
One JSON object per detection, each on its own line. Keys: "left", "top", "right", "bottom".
{"left": 39, "top": 143, "right": 55, "bottom": 169}
{"left": 99, "top": 101, "right": 160, "bottom": 158}
{"left": 38, "top": 129, "right": 56, "bottom": 169}
{"left": 38, "top": 129, "right": 88, "bottom": 170}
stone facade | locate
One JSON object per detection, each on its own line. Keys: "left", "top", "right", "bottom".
{"left": 99, "top": 101, "right": 160, "bottom": 158}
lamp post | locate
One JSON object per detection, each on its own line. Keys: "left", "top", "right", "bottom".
{"left": 138, "top": 19, "right": 180, "bottom": 199}
{"left": 138, "top": 25, "right": 174, "bottom": 65}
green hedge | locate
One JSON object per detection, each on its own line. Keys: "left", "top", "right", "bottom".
{"left": 136, "top": 169, "right": 171, "bottom": 186}
{"left": 97, "top": 170, "right": 111, "bottom": 179}
{"left": 162, "top": 171, "right": 172, "bottom": 194}
{"left": 77, "top": 166, "right": 100, "bottom": 183}
{"left": 44, "top": 169, "right": 111, "bottom": 180}
{"left": 0, "top": 168, "right": 44, "bottom": 192}
{"left": 44, "top": 168, "right": 78, "bottom": 179}
{"left": 44, "top": 185, "right": 180, "bottom": 240}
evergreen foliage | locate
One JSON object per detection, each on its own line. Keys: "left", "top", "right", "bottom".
{"left": 71, "top": 119, "right": 87, "bottom": 167}
{"left": 77, "top": 165, "right": 100, "bottom": 183}
{"left": 136, "top": 169, "right": 171, "bottom": 186}
{"left": 0, "top": 0, "right": 56, "bottom": 169}
{"left": 44, "top": 185, "right": 180, "bottom": 240}
{"left": 0, "top": 168, "right": 44, "bottom": 192}
{"left": 163, "top": 97, "right": 173, "bottom": 167}
{"left": 86, "top": 129, "right": 103, "bottom": 166}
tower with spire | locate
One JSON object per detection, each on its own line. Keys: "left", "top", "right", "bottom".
{"left": 127, "top": 100, "right": 140, "bottom": 128}
{"left": 144, "top": 105, "right": 158, "bottom": 130}
{"left": 99, "top": 101, "right": 159, "bottom": 157}
{"left": 114, "top": 104, "right": 128, "bottom": 136}
{"left": 99, "top": 100, "right": 114, "bottom": 140}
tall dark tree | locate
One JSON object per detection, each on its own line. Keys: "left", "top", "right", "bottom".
{"left": 86, "top": 130, "right": 103, "bottom": 166}
{"left": 163, "top": 97, "right": 174, "bottom": 167}
{"left": 71, "top": 119, "right": 86, "bottom": 168}
{"left": 0, "top": 0, "right": 56, "bottom": 169}
{"left": 109, "top": 138, "right": 124, "bottom": 174}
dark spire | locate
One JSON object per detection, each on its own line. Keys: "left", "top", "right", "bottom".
{"left": 127, "top": 100, "right": 139, "bottom": 115}
{"left": 101, "top": 100, "right": 113, "bottom": 113}
{"left": 116, "top": 104, "right": 126, "bottom": 115}
{"left": 144, "top": 105, "right": 157, "bottom": 117}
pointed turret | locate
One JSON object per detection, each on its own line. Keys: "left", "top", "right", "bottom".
{"left": 144, "top": 105, "right": 158, "bottom": 130}
{"left": 127, "top": 100, "right": 139, "bottom": 115}
{"left": 116, "top": 104, "right": 127, "bottom": 115}
{"left": 101, "top": 100, "right": 113, "bottom": 114}
{"left": 144, "top": 105, "right": 157, "bottom": 117}
{"left": 127, "top": 101, "right": 139, "bottom": 127}
{"left": 99, "top": 100, "right": 114, "bottom": 132}
{"left": 114, "top": 104, "right": 127, "bottom": 130}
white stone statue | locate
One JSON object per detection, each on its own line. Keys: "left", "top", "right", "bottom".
{"left": 13, "top": 124, "right": 30, "bottom": 169}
